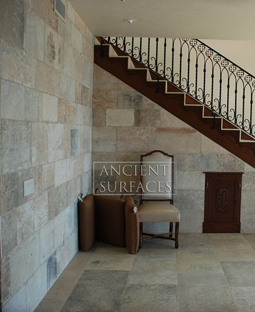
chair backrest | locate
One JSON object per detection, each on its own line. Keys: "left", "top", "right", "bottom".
{"left": 140, "top": 150, "right": 174, "bottom": 203}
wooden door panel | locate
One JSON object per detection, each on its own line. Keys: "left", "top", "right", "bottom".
{"left": 203, "top": 172, "right": 242, "bottom": 233}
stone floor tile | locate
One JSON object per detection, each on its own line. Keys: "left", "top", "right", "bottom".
{"left": 61, "top": 270, "right": 128, "bottom": 312}
{"left": 121, "top": 285, "right": 180, "bottom": 312}
{"left": 221, "top": 261, "right": 255, "bottom": 287}
{"left": 127, "top": 257, "right": 178, "bottom": 285}
{"left": 243, "top": 233, "right": 255, "bottom": 250}
{"left": 35, "top": 299, "right": 65, "bottom": 312}
{"left": 210, "top": 235, "right": 255, "bottom": 261}
{"left": 231, "top": 287, "right": 255, "bottom": 312}
{"left": 137, "top": 240, "right": 177, "bottom": 260}
{"left": 177, "top": 248, "right": 222, "bottom": 273}
{"left": 178, "top": 273, "right": 238, "bottom": 312}
{"left": 179, "top": 233, "right": 213, "bottom": 249}
{"left": 121, "top": 284, "right": 180, "bottom": 312}
{"left": 85, "top": 247, "right": 135, "bottom": 271}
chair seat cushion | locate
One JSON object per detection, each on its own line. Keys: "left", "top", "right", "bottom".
{"left": 139, "top": 203, "right": 180, "bottom": 223}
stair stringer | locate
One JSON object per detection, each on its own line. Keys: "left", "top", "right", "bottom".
{"left": 94, "top": 42, "right": 255, "bottom": 168}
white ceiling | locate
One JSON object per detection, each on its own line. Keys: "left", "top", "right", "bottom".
{"left": 70, "top": 0, "right": 255, "bottom": 40}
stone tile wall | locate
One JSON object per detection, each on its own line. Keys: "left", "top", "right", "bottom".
{"left": 93, "top": 64, "right": 255, "bottom": 234}
{"left": 0, "top": 0, "right": 93, "bottom": 310}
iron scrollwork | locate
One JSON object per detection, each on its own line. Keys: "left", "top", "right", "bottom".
{"left": 103, "top": 36, "right": 255, "bottom": 138}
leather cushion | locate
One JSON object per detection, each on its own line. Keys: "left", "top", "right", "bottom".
{"left": 94, "top": 195, "right": 126, "bottom": 247}
{"left": 78, "top": 194, "right": 95, "bottom": 251}
{"left": 125, "top": 196, "right": 139, "bottom": 254}
{"left": 139, "top": 203, "right": 180, "bottom": 223}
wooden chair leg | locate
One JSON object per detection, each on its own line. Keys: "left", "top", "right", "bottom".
{"left": 139, "top": 222, "right": 143, "bottom": 249}
{"left": 175, "top": 222, "right": 179, "bottom": 248}
{"left": 169, "top": 222, "right": 173, "bottom": 237}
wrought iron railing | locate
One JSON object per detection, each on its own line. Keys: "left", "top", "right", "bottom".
{"left": 101, "top": 36, "right": 255, "bottom": 137}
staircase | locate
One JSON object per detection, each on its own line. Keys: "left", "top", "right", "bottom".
{"left": 94, "top": 37, "right": 255, "bottom": 168}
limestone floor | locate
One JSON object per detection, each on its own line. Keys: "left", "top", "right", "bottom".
{"left": 35, "top": 234, "right": 255, "bottom": 312}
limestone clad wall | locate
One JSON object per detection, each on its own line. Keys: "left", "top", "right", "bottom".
{"left": 0, "top": 0, "right": 93, "bottom": 310}
{"left": 93, "top": 64, "right": 255, "bottom": 234}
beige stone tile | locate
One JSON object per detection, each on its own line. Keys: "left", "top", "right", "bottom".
{"left": 178, "top": 233, "right": 213, "bottom": 249}
{"left": 201, "top": 133, "right": 229, "bottom": 154}
{"left": 122, "top": 284, "right": 179, "bottom": 312}
{"left": 175, "top": 154, "right": 195, "bottom": 171}
{"left": 32, "top": 123, "right": 48, "bottom": 166}
{"left": 178, "top": 273, "right": 238, "bottom": 312}
{"left": 174, "top": 190, "right": 204, "bottom": 214}
{"left": 35, "top": 298, "right": 64, "bottom": 312}
{"left": 75, "top": 82, "right": 82, "bottom": 104}
{"left": 159, "top": 109, "right": 191, "bottom": 128}
{"left": 42, "top": 163, "right": 55, "bottom": 191}
{"left": 25, "top": 88, "right": 43, "bottom": 122}
{"left": 44, "top": 24, "right": 64, "bottom": 71}
{"left": 219, "top": 154, "right": 245, "bottom": 171}
{"left": 42, "top": 93, "right": 58, "bottom": 122}
{"left": 194, "top": 153, "right": 220, "bottom": 171}
{"left": 35, "top": 61, "right": 60, "bottom": 96}
{"left": 24, "top": 6, "right": 44, "bottom": 61}
{"left": 34, "top": 0, "right": 58, "bottom": 32}
{"left": 2, "top": 210, "right": 18, "bottom": 257}
{"left": 86, "top": 247, "right": 135, "bottom": 271}
{"left": 67, "top": 1, "right": 76, "bottom": 24}
{"left": 2, "top": 285, "right": 27, "bottom": 312}
{"left": 210, "top": 235, "right": 255, "bottom": 261}
{"left": 48, "top": 124, "right": 69, "bottom": 162}
{"left": 34, "top": 193, "right": 48, "bottom": 231}
{"left": 241, "top": 190, "right": 255, "bottom": 214}
{"left": 135, "top": 108, "right": 160, "bottom": 127}
{"left": 26, "top": 262, "right": 48, "bottom": 312}
{"left": 0, "top": 0, "right": 24, "bottom": 49}
{"left": 1, "top": 120, "right": 31, "bottom": 174}
{"left": 93, "top": 64, "right": 132, "bottom": 91}
{"left": 177, "top": 248, "right": 222, "bottom": 273}
{"left": 118, "top": 90, "right": 145, "bottom": 109}
{"left": 177, "top": 170, "right": 204, "bottom": 190}
{"left": 1, "top": 80, "right": 25, "bottom": 121}
{"left": 77, "top": 105, "right": 91, "bottom": 126}
{"left": 75, "top": 10, "right": 87, "bottom": 37}
{"left": 58, "top": 99, "right": 76, "bottom": 124}
{"left": 17, "top": 201, "right": 34, "bottom": 244}
{"left": 231, "top": 287, "right": 255, "bottom": 312}
{"left": 93, "top": 127, "right": 116, "bottom": 153}
{"left": 116, "top": 127, "right": 154, "bottom": 153}
{"left": 34, "top": 0, "right": 48, "bottom": 23}
{"left": 221, "top": 261, "right": 255, "bottom": 287}
{"left": 60, "top": 73, "right": 76, "bottom": 102}
{"left": 93, "top": 108, "right": 106, "bottom": 127}
{"left": 1, "top": 35, "right": 36, "bottom": 88}
{"left": 244, "top": 162, "right": 255, "bottom": 172}
{"left": 179, "top": 213, "right": 204, "bottom": 233}
{"left": 82, "top": 37, "right": 94, "bottom": 64}
{"left": 153, "top": 128, "right": 201, "bottom": 154}
{"left": 39, "top": 220, "right": 55, "bottom": 264}
{"left": 106, "top": 109, "right": 134, "bottom": 126}
{"left": 242, "top": 172, "right": 255, "bottom": 190}
{"left": 23, "top": 0, "right": 34, "bottom": 9}
{"left": 241, "top": 213, "right": 255, "bottom": 233}
{"left": 93, "top": 90, "right": 117, "bottom": 108}
{"left": 55, "top": 159, "right": 67, "bottom": 187}
{"left": 128, "top": 257, "right": 178, "bottom": 285}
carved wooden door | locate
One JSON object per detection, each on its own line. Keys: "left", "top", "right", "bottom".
{"left": 203, "top": 172, "right": 243, "bottom": 233}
